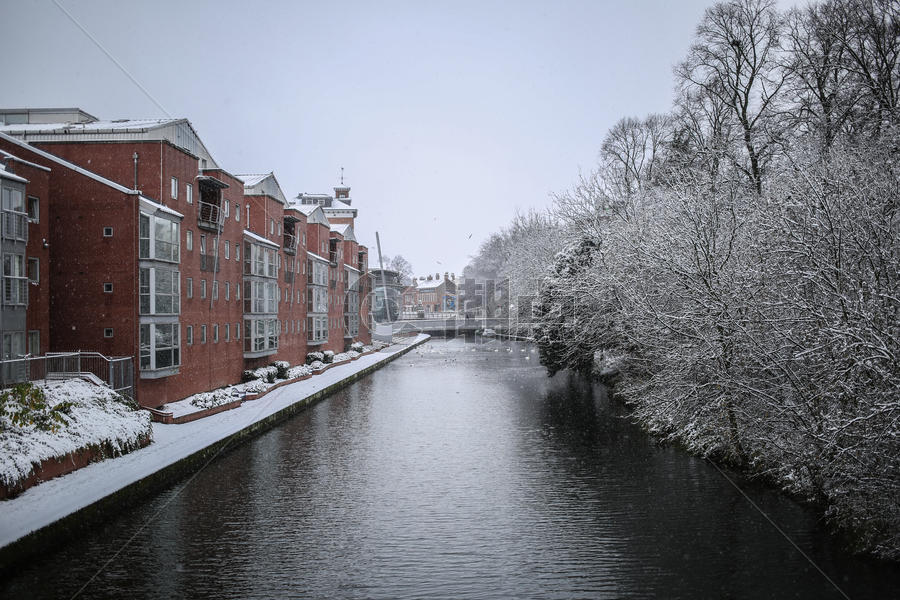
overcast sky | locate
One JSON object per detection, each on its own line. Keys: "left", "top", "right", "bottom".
{"left": 1, "top": 0, "right": 795, "bottom": 277}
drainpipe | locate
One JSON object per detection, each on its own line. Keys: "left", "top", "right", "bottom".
{"left": 132, "top": 152, "right": 138, "bottom": 190}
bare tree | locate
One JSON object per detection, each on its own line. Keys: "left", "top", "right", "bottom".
{"left": 676, "top": 0, "right": 786, "bottom": 194}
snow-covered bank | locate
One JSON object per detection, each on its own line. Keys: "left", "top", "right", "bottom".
{"left": 0, "top": 335, "right": 428, "bottom": 556}
{"left": 0, "top": 380, "right": 152, "bottom": 498}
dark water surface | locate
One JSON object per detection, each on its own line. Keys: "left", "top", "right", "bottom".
{"left": 3, "top": 338, "right": 899, "bottom": 599}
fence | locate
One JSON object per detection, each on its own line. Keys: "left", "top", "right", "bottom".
{"left": 0, "top": 352, "right": 134, "bottom": 399}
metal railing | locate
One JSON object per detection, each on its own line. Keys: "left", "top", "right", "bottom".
{"left": 197, "top": 200, "right": 223, "bottom": 232}
{"left": 0, "top": 352, "right": 134, "bottom": 399}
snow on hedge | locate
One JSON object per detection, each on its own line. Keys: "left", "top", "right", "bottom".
{"left": 0, "top": 380, "right": 152, "bottom": 489}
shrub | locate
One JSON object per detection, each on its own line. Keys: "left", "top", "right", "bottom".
{"left": 274, "top": 361, "right": 290, "bottom": 379}
{"left": 306, "top": 352, "right": 324, "bottom": 365}
{"left": 323, "top": 350, "right": 335, "bottom": 364}
{"left": 241, "top": 370, "right": 259, "bottom": 383}
{"left": 0, "top": 383, "right": 73, "bottom": 433}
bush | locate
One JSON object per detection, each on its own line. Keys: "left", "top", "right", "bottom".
{"left": 323, "top": 350, "right": 335, "bottom": 364}
{"left": 0, "top": 383, "right": 73, "bottom": 433}
{"left": 350, "top": 341, "right": 364, "bottom": 352}
{"left": 306, "top": 352, "right": 324, "bottom": 365}
{"left": 273, "top": 361, "right": 290, "bottom": 379}
{"left": 241, "top": 370, "right": 259, "bottom": 383}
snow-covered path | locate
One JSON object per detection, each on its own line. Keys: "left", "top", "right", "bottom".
{"left": 0, "top": 335, "right": 428, "bottom": 550}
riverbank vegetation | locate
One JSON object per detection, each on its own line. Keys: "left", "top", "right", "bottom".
{"left": 466, "top": 0, "right": 899, "bottom": 559}
{"left": 0, "top": 381, "right": 152, "bottom": 497}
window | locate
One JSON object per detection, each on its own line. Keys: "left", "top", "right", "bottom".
{"left": 307, "top": 316, "right": 328, "bottom": 342}
{"left": 235, "top": 243, "right": 239, "bottom": 261}
{"left": 171, "top": 177, "right": 178, "bottom": 199}
{"left": 186, "top": 325, "right": 193, "bottom": 345}
{"left": 213, "top": 324, "right": 219, "bottom": 343}
{"left": 225, "top": 323, "right": 230, "bottom": 341}
{"left": 235, "top": 322, "right": 240, "bottom": 340}
{"left": 244, "top": 318, "right": 278, "bottom": 353}
{"left": 201, "top": 279, "right": 207, "bottom": 299}
{"left": 224, "top": 241, "right": 230, "bottom": 259}
{"left": 186, "top": 183, "right": 193, "bottom": 204}
{"left": 201, "top": 324, "right": 207, "bottom": 344}
{"left": 27, "top": 257, "right": 39, "bottom": 283}
{"left": 140, "top": 323, "right": 180, "bottom": 371}
{"left": 139, "top": 213, "right": 180, "bottom": 262}
{"left": 186, "top": 277, "right": 193, "bottom": 299}
{"left": 27, "top": 196, "right": 39, "bottom": 223}
{"left": 270, "top": 219, "right": 275, "bottom": 235}
{"left": 243, "top": 280, "right": 278, "bottom": 314}
{"left": 2, "top": 186, "right": 27, "bottom": 241}
{"left": 235, "top": 203, "right": 240, "bottom": 222}
{"left": 27, "top": 330, "right": 39, "bottom": 356}
{"left": 199, "top": 234, "right": 207, "bottom": 255}
{"left": 186, "top": 230, "right": 193, "bottom": 251}
{"left": 224, "top": 201, "right": 229, "bottom": 217}
{"left": 103, "top": 227, "right": 114, "bottom": 237}
{"left": 2, "top": 331, "right": 25, "bottom": 361}
{"left": 103, "top": 282, "right": 113, "bottom": 293}
{"left": 104, "top": 328, "right": 114, "bottom": 338}
{"left": 3, "top": 254, "right": 27, "bottom": 305}
{"left": 139, "top": 267, "right": 180, "bottom": 315}
{"left": 236, "top": 281, "right": 240, "bottom": 301}
{"left": 212, "top": 280, "right": 218, "bottom": 301}
{"left": 225, "top": 281, "right": 230, "bottom": 301}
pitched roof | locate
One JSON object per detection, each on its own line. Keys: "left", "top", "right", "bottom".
{"left": 235, "top": 172, "right": 288, "bottom": 205}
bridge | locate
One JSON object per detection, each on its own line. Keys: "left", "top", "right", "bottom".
{"left": 382, "top": 317, "right": 512, "bottom": 338}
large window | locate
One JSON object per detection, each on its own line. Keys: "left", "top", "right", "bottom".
{"left": 139, "top": 267, "right": 180, "bottom": 315}
{"left": 3, "top": 253, "right": 27, "bottom": 305}
{"left": 307, "top": 316, "right": 328, "bottom": 342}
{"left": 243, "top": 280, "right": 278, "bottom": 314}
{"left": 140, "top": 323, "right": 180, "bottom": 371}
{"left": 2, "top": 185, "right": 27, "bottom": 241}
{"left": 244, "top": 318, "right": 278, "bottom": 353}
{"left": 307, "top": 286, "right": 328, "bottom": 314}
{"left": 307, "top": 258, "right": 328, "bottom": 286}
{"left": 139, "top": 213, "right": 180, "bottom": 263}
{"left": 244, "top": 242, "right": 278, "bottom": 278}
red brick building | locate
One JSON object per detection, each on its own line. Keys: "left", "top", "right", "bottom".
{"left": 0, "top": 109, "right": 374, "bottom": 407}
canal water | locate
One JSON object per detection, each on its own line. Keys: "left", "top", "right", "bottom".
{"left": 3, "top": 337, "right": 899, "bottom": 599}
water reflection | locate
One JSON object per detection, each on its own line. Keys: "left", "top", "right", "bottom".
{"left": 2, "top": 337, "right": 899, "bottom": 599}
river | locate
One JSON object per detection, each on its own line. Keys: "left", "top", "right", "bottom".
{"left": 3, "top": 337, "right": 899, "bottom": 599}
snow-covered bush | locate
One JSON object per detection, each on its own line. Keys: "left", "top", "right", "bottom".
{"left": 241, "top": 370, "right": 259, "bottom": 383}
{"left": 350, "top": 341, "right": 364, "bottom": 352}
{"left": 323, "top": 350, "right": 335, "bottom": 364}
{"left": 0, "top": 380, "right": 152, "bottom": 491}
{"left": 306, "top": 352, "right": 324, "bottom": 365}
{"left": 287, "top": 364, "right": 312, "bottom": 379}
{"left": 190, "top": 389, "right": 234, "bottom": 410}
{"left": 309, "top": 360, "right": 325, "bottom": 371}
{"left": 273, "top": 361, "right": 290, "bottom": 380}
{"left": 242, "top": 379, "right": 267, "bottom": 394}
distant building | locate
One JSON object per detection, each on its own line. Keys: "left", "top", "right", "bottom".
{"left": 414, "top": 273, "right": 457, "bottom": 314}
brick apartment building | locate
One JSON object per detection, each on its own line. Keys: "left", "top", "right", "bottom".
{"left": 0, "top": 108, "right": 372, "bottom": 407}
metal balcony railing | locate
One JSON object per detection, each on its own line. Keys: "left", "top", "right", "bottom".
{"left": 197, "top": 200, "right": 223, "bottom": 232}
{"left": 0, "top": 352, "right": 134, "bottom": 399}
{"left": 283, "top": 232, "right": 296, "bottom": 254}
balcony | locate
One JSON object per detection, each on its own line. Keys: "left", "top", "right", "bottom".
{"left": 283, "top": 232, "right": 297, "bottom": 255}
{"left": 284, "top": 270, "right": 294, "bottom": 284}
{"left": 197, "top": 200, "right": 223, "bottom": 232}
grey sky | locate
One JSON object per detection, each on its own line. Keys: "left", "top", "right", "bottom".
{"left": 1, "top": 0, "right": 792, "bottom": 276}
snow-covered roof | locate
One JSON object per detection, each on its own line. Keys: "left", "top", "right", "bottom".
{"left": 307, "top": 250, "right": 329, "bottom": 263}
{"left": 417, "top": 278, "right": 453, "bottom": 290}
{"left": 243, "top": 229, "right": 279, "bottom": 249}
{"left": 0, "top": 149, "right": 52, "bottom": 172}
{"left": 235, "top": 172, "right": 288, "bottom": 205}
{"left": 329, "top": 223, "right": 356, "bottom": 242}
{"left": 0, "top": 118, "right": 220, "bottom": 169}
{"left": 140, "top": 197, "right": 184, "bottom": 220}
{"left": 0, "top": 132, "right": 139, "bottom": 195}
{"left": 295, "top": 203, "right": 330, "bottom": 226}
{"left": 234, "top": 173, "right": 268, "bottom": 187}
{"left": 0, "top": 163, "right": 28, "bottom": 184}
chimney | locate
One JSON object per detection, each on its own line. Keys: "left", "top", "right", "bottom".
{"left": 435, "top": 272, "right": 440, "bottom": 280}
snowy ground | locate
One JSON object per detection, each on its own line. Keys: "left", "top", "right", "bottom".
{"left": 0, "top": 335, "right": 428, "bottom": 549}
{"left": 0, "top": 380, "right": 151, "bottom": 490}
